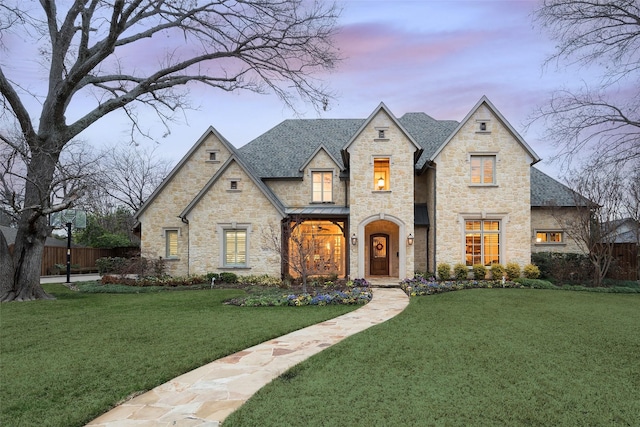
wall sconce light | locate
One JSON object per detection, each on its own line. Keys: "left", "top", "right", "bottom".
{"left": 351, "top": 233, "right": 357, "bottom": 246}
{"left": 407, "top": 233, "right": 414, "bottom": 245}
{"left": 377, "top": 176, "right": 385, "bottom": 190}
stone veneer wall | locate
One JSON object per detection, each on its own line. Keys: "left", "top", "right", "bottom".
{"left": 347, "top": 110, "right": 415, "bottom": 278}
{"left": 265, "top": 148, "right": 346, "bottom": 207}
{"left": 139, "top": 132, "right": 232, "bottom": 276}
{"left": 531, "top": 207, "right": 584, "bottom": 254}
{"left": 186, "top": 160, "right": 283, "bottom": 276}
{"left": 434, "top": 104, "right": 533, "bottom": 269}
{"left": 414, "top": 225, "right": 428, "bottom": 272}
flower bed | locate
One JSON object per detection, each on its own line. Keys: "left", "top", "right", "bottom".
{"left": 230, "top": 288, "right": 372, "bottom": 307}
{"left": 400, "top": 276, "right": 523, "bottom": 297}
{"left": 399, "top": 276, "right": 640, "bottom": 296}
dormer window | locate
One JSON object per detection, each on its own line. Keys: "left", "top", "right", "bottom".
{"left": 312, "top": 171, "right": 333, "bottom": 203}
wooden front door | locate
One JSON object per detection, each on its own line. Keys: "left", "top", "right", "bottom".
{"left": 370, "top": 234, "right": 389, "bottom": 276}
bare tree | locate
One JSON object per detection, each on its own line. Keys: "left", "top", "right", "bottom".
{"left": 263, "top": 218, "right": 328, "bottom": 293}
{"left": 532, "top": 0, "right": 640, "bottom": 167}
{"left": 0, "top": 133, "right": 102, "bottom": 300}
{"left": 0, "top": 0, "right": 340, "bottom": 301}
{"left": 551, "top": 161, "right": 626, "bottom": 286}
{"left": 98, "top": 145, "right": 171, "bottom": 213}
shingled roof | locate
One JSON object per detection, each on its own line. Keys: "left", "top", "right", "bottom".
{"left": 530, "top": 167, "right": 587, "bottom": 207}
{"left": 236, "top": 112, "right": 579, "bottom": 208}
{"left": 237, "top": 114, "right": 458, "bottom": 178}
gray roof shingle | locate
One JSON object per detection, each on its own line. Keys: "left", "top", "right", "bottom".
{"left": 237, "top": 115, "right": 581, "bottom": 208}
{"left": 530, "top": 167, "right": 587, "bottom": 207}
{"left": 237, "top": 115, "right": 459, "bottom": 177}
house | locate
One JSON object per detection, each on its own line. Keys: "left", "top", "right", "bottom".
{"left": 135, "top": 96, "right": 583, "bottom": 280}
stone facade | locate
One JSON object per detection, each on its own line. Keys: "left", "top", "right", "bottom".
{"left": 137, "top": 97, "right": 581, "bottom": 281}
{"left": 185, "top": 160, "right": 283, "bottom": 276}
{"left": 433, "top": 104, "right": 533, "bottom": 270}
{"left": 346, "top": 108, "right": 416, "bottom": 279}
{"left": 138, "top": 130, "right": 233, "bottom": 276}
{"left": 265, "top": 148, "right": 345, "bottom": 207}
{"left": 531, "top": 207, "right": 583, "bottom": 253}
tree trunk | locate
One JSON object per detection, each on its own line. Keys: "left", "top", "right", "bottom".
{"left": 1, "top": 222, "right": 54, "bottom": 301}
{"left": 0, "top": 232, "right": 14, "bottom": 299}
{"left": 0, "top": 142, "right": 59, "bottom": 302}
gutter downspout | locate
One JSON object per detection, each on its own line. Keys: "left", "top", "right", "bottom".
{"left": 424, "top": 163, "right": 436, "bottom": 273}
{"left": 181, "top": 216, "right": 189, "bottom": 276}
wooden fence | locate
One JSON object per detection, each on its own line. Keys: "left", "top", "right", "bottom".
{"left": 9, "top": 245, "right": 139, "bottom": 276}
{"left": 608, "top": 243, "right": 639, "bottom": 281}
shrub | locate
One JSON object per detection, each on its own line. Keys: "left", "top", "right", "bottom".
{"left": 531, "top": 252, "right": 593, "bottom": 283}
{"left": 453, "top": 263, "right": 469, "bottom": 280}
{"left": 513, "top": 278, "right": 556, "bottom": 289}
{"left": 472, "top": 264, "right": 487, "bottom": 280}
{"left": 490, "top": 263, "right": 505, "bottom": 280}
{"left": 95, "top": 257, "right": 129, "bottom": 275}
{"left": 436, "top": 263, "right": 451, "bottom": 280}
{"left": 523, "top": 264, "right": 541, "bottom": 279}
{"left": 219, "top": 272, "right": 238, "bottom": 283}
{"left": 505, "top": 262, "right": 521, "bottom": 280}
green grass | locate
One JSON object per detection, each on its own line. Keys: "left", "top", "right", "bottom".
{"left": 224, "top": 289, "right": 640, "bottom": 427}
{"left": 0, "top": 284, "right": 359, "bottom": 427}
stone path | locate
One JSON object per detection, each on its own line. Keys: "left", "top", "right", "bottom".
{"left": 86, "top": 287, "right": 409, "bottom": 426}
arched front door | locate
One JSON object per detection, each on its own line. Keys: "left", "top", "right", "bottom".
{"left": 370, "top": 233, "right": 389, "bottom": 276}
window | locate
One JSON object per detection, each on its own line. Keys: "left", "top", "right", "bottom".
{"left": 312, "top": 171, "right": 332, "bottom": 202}
{"left": 476, "top": 119, "right": 491, "bottom": 133}
{"left": 165, "top": 229, "right": 178, "bottom": 258}
{"left": 470, "top": 155, "right": 495, "bottom": 185}
{"left": 230, "top": 180, "right": 238, "bottom": 190}
{"left": 378, "top": 129, "right": 385, "bottom": 139}
{"left": 373, "top": 158, "right": 390, "bottom": 191}
{"left": 465, "top": 220, "right": 500, "bottom": 266}
{"left": 536, "top": 231, "right": 563, "bottom": 244}
{"left": 206, "top": 150, "right": 220, "bottom": 162}
{"left": 224, "top": 229, "right": 247, "bottom": 267}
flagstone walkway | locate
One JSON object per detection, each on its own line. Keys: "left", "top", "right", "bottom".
{"left": 86, "top": 287, "right": 409, "bottom": 427}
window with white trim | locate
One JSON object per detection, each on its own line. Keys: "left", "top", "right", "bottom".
{"left": 470, "top": 155, "right": 496, "bottom": 185}
{"left": 224, "top": 229, "right": 247, "bottom": 267}
{"left": 536, "top": 231, "right": 563, "bottom": 244}
{"left": 312, "top": 171, "right": 332, "bottom": 203}
{"left": 465, "top": 220, "right": 500, "bottom": 266}
{"left": 165, "top": 229, "right": 178, "bottom": 258}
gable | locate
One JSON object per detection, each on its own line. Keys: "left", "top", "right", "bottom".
{"left": 135, "top": 126, "right": 237, "bottom": 220}
{"left": 179, "top": 155, "right": 285, "bottom": 220}
{"left": 299, "top": 145, "right": 343, "bottom": 172}
{"left": 342, "top": 103, "right": 422, "bottom": 160}
{"left": 430, "top": 96, "right": 540, "bottom": 166}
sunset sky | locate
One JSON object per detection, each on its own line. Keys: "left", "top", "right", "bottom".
{"left": 4, "top": 0, "right": 603, "bottom": 178}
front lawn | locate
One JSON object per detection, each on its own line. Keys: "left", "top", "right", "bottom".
{"left": 0, "top": 284, "right": 359, "bottom": 427}
{"left": 224, "top": 289, "right": 640, "bottom": 426}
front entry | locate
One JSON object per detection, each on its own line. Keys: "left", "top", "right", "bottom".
{"left": 370, "top": 233, "right": 389, "bottom": 276}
